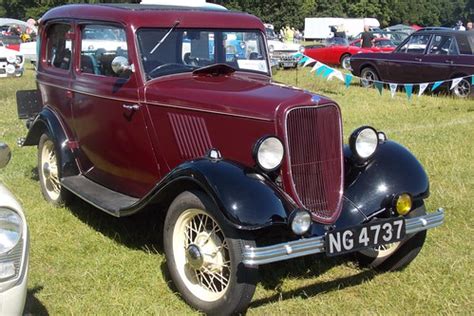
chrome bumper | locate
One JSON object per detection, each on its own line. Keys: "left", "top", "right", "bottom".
{"left": 242, "top": 208, "right": 445, "bottom": 266}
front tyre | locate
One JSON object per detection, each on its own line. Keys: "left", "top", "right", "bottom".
{"left": 360, "top": 67, "right": 379, "bottom": 88}
{"left": 356, "top": 206, "right": 427, "bottom": 272}
{"left": 164, "top": 191, "right": 258, "bottom": 315}
{"left": 340, "top": 54, "right": 351, "bottom": 70}
{"left": 38, "top": 133, "right": 71, "bottom": 205}
{"left": 452, "top": 78, "right": 472, "bottom": 98}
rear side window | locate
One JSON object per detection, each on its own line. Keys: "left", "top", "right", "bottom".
{"left": 79, "top": 24, "right": 128, "bottom": 77}
{"left": 455, "top": 34, "right": 474, "bottom": 55}
{"left": 46, "top": 24, "right": 72, "bottom": 70}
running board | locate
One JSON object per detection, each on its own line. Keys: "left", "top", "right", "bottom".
{"left": 61, "top": 175, "right": 139, "bottom": 217}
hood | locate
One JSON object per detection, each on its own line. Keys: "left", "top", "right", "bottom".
{"left": 267, "top": 40, "right": 301, "bottom": 52}
{"left": 144, "top": 72, "right": 329, "bottom": 121}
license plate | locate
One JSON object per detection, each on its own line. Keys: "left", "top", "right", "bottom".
{"left": 325, "top": 218, "right": 406, "bottom": 256}
{"left": 283, "top": 62, "right": 295, "bottom": 67}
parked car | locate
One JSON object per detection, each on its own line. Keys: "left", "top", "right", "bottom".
{"left": 350, "top": 29, "right": 474, "bottom": 97}
{"left": 0, "top": 41, "right": 24, "bottom": 77}
{"left": 304, "top": 37, "right": 395, "bottom": 69}
{"left": 265, "top": 24, "right": 303, "bottom": 68}
{"left": 17, "top": 4, "right": 444, "bottom": 314}
{"left": 352, "top": 31, "right": 409, "bottom": 46}
{"left": 0, "top": 142, "right": 29, "bottom": 315}
{"left": 350, "top": 38, "right": 397, "bottom": 51}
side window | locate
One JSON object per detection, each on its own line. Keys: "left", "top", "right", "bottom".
{"left": 428, "top": 35, "right": 455, "bottom": 55}
{"left": 353, "top": 41, "right": 361, "bottom": 47}
{"left": 397, "top": 34, "right": 431, "bottom": 54}
{"left": 80, "top": 25, "right": 128, "bottom": 76}
{"left": 46, "top": 24, "right": 72, "bottom": 70}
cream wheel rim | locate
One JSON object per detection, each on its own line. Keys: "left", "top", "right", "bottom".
{"left": 359, "top": 241, "right": 401, "bottom": 265}
{"left": 40, "top": 140, "right": 61, "bottom": 201}
{"left": 172, "top": 208, "right": 231, "bottom": 302}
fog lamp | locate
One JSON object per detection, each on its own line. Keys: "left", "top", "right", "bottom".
{"left": 0, "top": 261, "right": 15, "bottom": 280}
{"left": 5, "top": 64, "right": 15, "bottom": 75}
{"left": 395, "top": 193, "right": 412, "bottom": 216}
{"left": 290, "top": 209, "right": 312, "bottom": 235}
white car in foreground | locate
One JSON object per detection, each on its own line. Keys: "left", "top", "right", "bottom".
{"left": 0, "top": 143, "right": 29, "bottom": 315}
{"left": 0, "top": 44, "right": 24, "bottom": 77}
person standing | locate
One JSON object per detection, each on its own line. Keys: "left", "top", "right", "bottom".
{"left": 361, "top": 25, "right": 374, "bottom": 48}
{"left": 467, "top": 22, "right": 473, "bottom": 31}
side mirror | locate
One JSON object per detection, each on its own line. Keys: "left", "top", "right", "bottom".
{"left": 0, "top": 143, "right": 11, "bottom": 169}
{"left": 111, "top": 56, "right": 133, "bottom": 75}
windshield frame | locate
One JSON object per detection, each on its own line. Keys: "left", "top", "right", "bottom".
{"left": 136, "top": 27, "right": 271, "bottom": 81}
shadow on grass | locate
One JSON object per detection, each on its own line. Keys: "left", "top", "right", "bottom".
{"left": 65, "top": 196, "right": 165, "bottom": 254}
{"left": 24, "top": 285, "right": 49, "bottom": 315}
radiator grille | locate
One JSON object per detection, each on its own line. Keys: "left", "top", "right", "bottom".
{"left": 285, "top": 105, "right": 343, "bottom": 223}
{"left": 169, "top": 113, "right": 212, "bottom": 160}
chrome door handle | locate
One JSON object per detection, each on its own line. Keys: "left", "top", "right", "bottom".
{"left": 414, "top": 57, "right": 422, "bottom": 62}
{"left": 444, "top": 60, "right": 453, "bottom": 64}
{"left": 122, "top": 104, "right": 140, "bottom": 111}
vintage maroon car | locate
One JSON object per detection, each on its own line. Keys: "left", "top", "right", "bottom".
{"left": 16, "top": 3, "right": 444, "bottom": 314}
{"left": 350, "top": 29, "right": 474, "bottom": 97}
{"left": 303, "top": 37, "right": 395, "bottom": 69}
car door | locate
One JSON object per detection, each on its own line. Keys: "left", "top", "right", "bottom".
{"left": 70, "top": 23, "right": 160, "bottom": 198}
{"left": 382, "top": 33, "right": 432, "bottom": 83}
{"left": 421, "top": 34, "right": 457, "bottom": 81}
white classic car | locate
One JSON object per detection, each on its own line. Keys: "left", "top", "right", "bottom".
{"left": 265, "top": 24, "right": 303, "bottom": 68}
{"left": 0, "top": 43, "right": 24, "bottom": 77}
{"left": 0, "top": 143, "right": 29, "bottom": 315}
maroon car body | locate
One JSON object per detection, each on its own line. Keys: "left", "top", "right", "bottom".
{"left": 16, "top": 4, "right": 444, "bottom": 314}
{"left": 351, "top": 29, "right": 474, "bottom": 96}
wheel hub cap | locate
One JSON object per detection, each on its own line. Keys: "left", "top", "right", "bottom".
{"left": 186, "top": 244, "right": 204, "bottom": 269}
{"left": 43, "top": 162, "right": 51, "bottom": 178}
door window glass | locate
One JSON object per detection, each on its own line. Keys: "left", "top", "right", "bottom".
{"left": 397, "top": 34, "right": 431, "bottom": 54}
{"left": 46, "top": 24, "right": 72, "bottom": 70}
{"left": 428, "top": 36, "right": 456, "bottom": 55}
{"left": 80, "top": 25, "right": 128, "bottom": 76}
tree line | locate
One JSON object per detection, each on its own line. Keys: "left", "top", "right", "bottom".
{"left": 1, "top": 0, "right": 473, "bottom": 30}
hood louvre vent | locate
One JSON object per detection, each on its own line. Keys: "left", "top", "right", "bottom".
{"left": 168, "top": 113, "right": 212, "bottom": 159}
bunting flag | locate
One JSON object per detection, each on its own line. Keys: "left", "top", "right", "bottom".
{"left": 344, "top": 74, "right": 353, "bottom": 88}
{"left": 311, "top": 61, "right": 323, "bottom": 72}
{"left": 405, "top": 84, "right": 413, "bottom": 100}
{"left": 322, "top": 67, "right": 334, "bottom": 79}
{"left": 472, "top": 75, "right": 474, "bottom": 85}
{"left": 328, "top": 70, "right": 345, "bottom": 82}
{"left": 432, "top": 81, "right": 443, "bottom": 91}
{"left": 316, "top": 65, "right": 327, "bottom": 76}
{"left": 374, "top": 82, "right": 383, "bottom": 95}
{"left": 450, "top": 78, "right": 462, "bottom": 90}
{"left": 298, "top": 56, "right": 308, "bottom": 65}
{"left": 418, "top": 83, "right": 429, "bottom": 96}
{"left": 390, "top": 84, "right": 397, "bottom": 98}
{"left": 303, "top": 57, "right": 315, "bottom": 68}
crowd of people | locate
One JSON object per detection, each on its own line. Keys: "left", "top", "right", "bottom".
{"left": 454, "top": 20, "right": 473, "bottom": 31}
{"left": 0, "top": 18, "right": 37, "bottom": 42}
{"left": 279, "top": 26, "right": 303, "bottom": 43}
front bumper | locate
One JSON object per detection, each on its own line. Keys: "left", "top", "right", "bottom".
{"left": 242, "top": 208, "right": 444, "bottom": 266}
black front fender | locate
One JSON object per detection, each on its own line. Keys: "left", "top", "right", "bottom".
{"left": 343, "top": 140, "right": 429, "bottom": 218}
{"left": 148, "top": 158, "right": 298, "bottom": 230}
{"left": 22, "top": 107, "right": 78, "bottom": 177}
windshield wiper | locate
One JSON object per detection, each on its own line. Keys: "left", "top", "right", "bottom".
{"left": 149, "top": 20, "right": 180, "bottom": 54}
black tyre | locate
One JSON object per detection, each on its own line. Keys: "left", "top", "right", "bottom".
{"left": 452, "top": 78, "right": 472, "bottom": 98}
{"left": 340, "top": 54, "right": 351, "bottom": 70}
{"left": 360, "top": 67, "right": 379, "bottom": 88}
{"left": 38, "top": 133, "right": 71, "bottom": 205}
{"left": 163, "top": 190, "right": 258, "bottom": 315}
{"left": 355, "top": 206, "right": 427, "bottom": 272}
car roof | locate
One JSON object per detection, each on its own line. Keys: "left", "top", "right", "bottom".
{"left": 40, "top": 4, "right": 264, "bottom": 31}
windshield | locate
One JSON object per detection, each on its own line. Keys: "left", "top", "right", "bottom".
{"left": 137, "top": 28, "right": 269, "bottom": 79}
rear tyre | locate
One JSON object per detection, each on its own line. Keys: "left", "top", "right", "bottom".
{"left": 360, "top": 67, "right": 379, "bottom": 88}
{"left": 38, "top": 133, "right": 71, "bottom": 206}
{"left": 452, "top": 78, "right": 472, "bottom": 98}
{"left": 355, "top": 206, "right": 427, "bottom": 272}
{"left": 163, "top": 190, "right": 258, "bottom": 315}
{"left": 340, "top": 54, "right": 351, "bottom": 70}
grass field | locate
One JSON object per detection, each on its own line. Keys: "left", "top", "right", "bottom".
{"left": 0, "top": 65, "right": 473, "bottom": 315}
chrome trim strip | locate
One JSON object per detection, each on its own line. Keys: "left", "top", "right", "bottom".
{"left": 242, "top": 208, "right": 445, "bottom": 266}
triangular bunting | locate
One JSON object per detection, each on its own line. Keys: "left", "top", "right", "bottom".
{"left": 471, "top": 75, "right": 474, "bottom": 85}
{"left": 404, "top": 84, "right": 413, "bottom": 100}
{"left": 322, "top": 67, "right": 334, "bottom": 79}
{"left": 374, "top": 82, "right": 383, "bottom": 95}
{"left": 316, "top": 65, "right": 327, "bottom": 76}
{"left": 328, "top": 70, "right": 344, "bottom": 82}
{"left": 292, "top": 52, "right": 303, "bottom": 58}
{"left": 303, "top": 57, "right": 315, "bottom": 68}
{"left": 432, "top": 81, "right": 443, "bottom": 91}
{"left": 311, "top": 61, "right": 323, "bottom": 72}
{"left": 389, "top": 84, "right": 397, "bottom": 98}
{"left": 450, "top": 78, "right": 462, "bottom": 90}
{"left": 344, "top": 74, "right": 353, "bottom": 88}
{"left": 418, "top": 83, "right": 428, "bottom": 97}
{"left": 298, "top": 56, "right": 308, "bottom": 65}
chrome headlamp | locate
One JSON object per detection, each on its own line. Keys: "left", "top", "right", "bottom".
{"left": 349, "top": 126, "right": 382, "bottom": 161}
{"left": 299, "top": 45, "right": 305, "bottom": 53}
{"left": 253, "top": 136, "right": 284, "bottom": 172}
{"left": 6, "top": 55, "right": 16, "bottom": 64}
{"left": 15, "top": 56, "right": 22, "bottom": 64}
{"left": 0, "top": 208, "right": 23, "bottom": 254}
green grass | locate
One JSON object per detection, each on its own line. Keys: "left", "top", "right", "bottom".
{"left": 1, "top": 65, "right": 473, "bottom": 314}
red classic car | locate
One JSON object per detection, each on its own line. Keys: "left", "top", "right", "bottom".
{"left": 16, "top": 3, "right": 444, "bottom": 314}
{"left": 304, "top": 37, "right": 395, "bottom": 69}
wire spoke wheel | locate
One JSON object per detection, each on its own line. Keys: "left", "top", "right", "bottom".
{"left": 173, "top": 208, "right": 231, "bottom": 302}
{"left": 40, "top": 139, "right": 61, "bottom": 200}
